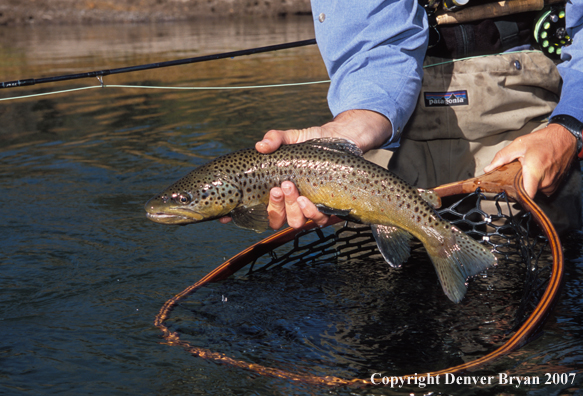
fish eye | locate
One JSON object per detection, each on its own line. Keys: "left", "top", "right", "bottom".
{"left": 176, "top": 192, "right": 192, "bottom": 205}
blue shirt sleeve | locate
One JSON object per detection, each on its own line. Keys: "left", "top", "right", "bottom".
{"left": 311, "top": 0, "right": 428, "bottom": 147}
{"left": 552, "top": 0, "right": 583, "bottom": 123}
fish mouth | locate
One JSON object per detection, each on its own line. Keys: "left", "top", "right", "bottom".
{"left": 145, "top": 212, "right": 199, "bottom": 225}
{"left": 144, "top": 198, "right": 206, "bottom": 225}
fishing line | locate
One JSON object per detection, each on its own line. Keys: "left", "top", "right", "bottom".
{"left": 0, "top": 50, "right": 538, "bottom": 102}
{"left": 0, "top": 80, "right": 331, "bottom": 102}
{"left": 423, "top": 49, "right": 542, "bottom": 69}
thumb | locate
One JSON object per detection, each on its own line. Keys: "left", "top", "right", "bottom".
{"left": 256, "top": 127, "right": 324, "bottom": 154}
{"left": 520, "top": 163, "right": 542, "bottom": 199}
{"left": 256, "top": 129, "right": 303, "bottom": 154}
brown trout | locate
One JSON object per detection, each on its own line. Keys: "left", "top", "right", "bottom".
{"left": 145, "top": 138, "right": 497, "bottom": 303}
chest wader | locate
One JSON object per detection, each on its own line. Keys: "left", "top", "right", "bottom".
{"left": 364, "top": 14, "right": 581, "bottom": 232}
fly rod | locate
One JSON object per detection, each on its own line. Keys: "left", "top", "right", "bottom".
{"left": 0, "top": 38, "right": 317, "bottom": 90}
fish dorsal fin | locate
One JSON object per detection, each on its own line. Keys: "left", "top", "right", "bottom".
{"left": 417, "top": 188, "right": 442, "bottom": 209}
{"left": 370, "top": 225, "right": 412, "bottom": 268}
{"left": 302, "top": 138, "right": 363, "bottom": 157}
{"left": 230, "top": 203, "right": 269, "bottom": 233}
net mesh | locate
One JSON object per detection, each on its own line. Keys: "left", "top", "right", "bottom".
{"left": 241, "top": 189, "right": 552, "bottom": 338}
{"left": 159, "top": 188, "right": 556, "bottom": 383}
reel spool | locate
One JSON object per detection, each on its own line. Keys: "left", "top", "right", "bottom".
{"left": 534, "top": 5, "right": 571, "bottom": 59}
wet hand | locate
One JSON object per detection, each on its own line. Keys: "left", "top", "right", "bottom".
{"left": 221, "top": 109, "right": 392, "bottom": 229}
{"left": 257, "top": 109, "right": 392, "bottom": 229}
{"left": 484, "top": 124, "right": 577, "bottom": 198}
{"left": 219, "top": 182, "right": 331, "bottom": 230}
{"left": 267, "top": 181, "right": 330, "bottom": 229}
{"left": 256, "top": 109, "right": 392, "bottom": 155}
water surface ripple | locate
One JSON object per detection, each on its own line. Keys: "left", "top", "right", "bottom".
{"left": 1, "top": 19, "right": 582, "bottom": 396}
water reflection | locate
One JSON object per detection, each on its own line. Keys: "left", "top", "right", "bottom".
{"left": 0, "top": 17, "right": 329, "bottom": 155}
{"left": 0, "top": 17, "right": 582, "bottom": 396}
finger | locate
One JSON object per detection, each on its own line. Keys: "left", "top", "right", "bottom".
{"left": 256, "top": 129, "right": 301, "bottom": 154}
{"left": 267, "top": 187, "right": 286, "bottom": 230}
{"left": 297, "top": 196, "right": 329, "bottom": 226}
{"left": 484, "top": 142, "right": 523, "bottom": 173}
{"left": 281, "top": 181, "right": 307, "bottom": 229}
{"left": 218, "top": 216, "right": 232, "bottom": 224}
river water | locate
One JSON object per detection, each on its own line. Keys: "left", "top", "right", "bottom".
{"left": 0, "top": 18, "right": 582, "bottom": 396}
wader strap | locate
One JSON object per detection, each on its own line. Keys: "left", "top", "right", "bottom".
{"left": 494, "top": 20, "right": 522, "bottom": 50}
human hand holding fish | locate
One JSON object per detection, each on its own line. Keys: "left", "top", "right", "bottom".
{"left": 219, "top": 109, "right": 393, "bottom": 229}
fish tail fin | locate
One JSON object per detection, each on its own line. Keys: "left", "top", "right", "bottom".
{"left": 426, "top": 228, "right": 497, "bottom": 303}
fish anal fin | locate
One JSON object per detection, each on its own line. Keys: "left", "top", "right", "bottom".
{"left": 315, "top": 204, "right": 352, "bottom": 218}
{"left": 370, "top": 225, "right": 412, "bottom": 268}
{"left": 230, "top": 203, "right": 269, "bottom": 233}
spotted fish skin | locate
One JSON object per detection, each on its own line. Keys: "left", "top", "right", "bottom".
{"left": 145, "top": 138, "right": 497, "bottom": 303}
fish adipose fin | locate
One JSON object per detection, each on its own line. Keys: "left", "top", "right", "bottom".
{"left": 230, "top": 203, "right": 269, "bottom": 233}
{"left": 370, "top": 225, "right": 412, "bottom": 268}
{"left": 427, "top": 229, "right": 497, "bottom": 303}
{"left": 302, "top": 138, "right": 363, "bottom": 157}
{"left": 417, "top": 189, "right": 442, "bottom": 209}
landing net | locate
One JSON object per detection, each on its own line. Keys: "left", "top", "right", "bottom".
{"left": 154, "top": 163, "right": 562, "bottom": 386}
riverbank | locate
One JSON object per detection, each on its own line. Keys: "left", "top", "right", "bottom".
{"left": 0, "top": 0, "right": 312, "bottom": 25}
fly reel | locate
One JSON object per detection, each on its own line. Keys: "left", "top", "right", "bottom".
{"left": 534, "top": 5, "right": 571, "bottom": 59}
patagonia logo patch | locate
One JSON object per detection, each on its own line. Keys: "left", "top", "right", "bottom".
{"left": 424, "top": 90, "right": 469, "bottom": 107}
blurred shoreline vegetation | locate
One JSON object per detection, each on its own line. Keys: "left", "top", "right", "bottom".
{"left": 0, "top": 0, "right": 313, "bottom": 25}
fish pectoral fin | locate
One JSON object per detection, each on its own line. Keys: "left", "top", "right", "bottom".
{"left": 370, "top": 225, "right": 412, "bottom": 268}
{"left": 230, "top": 203, "right": 269, "bottom": 233}
{"left": 417, "top": 188, "right": 442, "bottom": 209}
{"left": 303, "top": 138, "right": 363, "bottom": 157}
{"left": 426, "top": 228, "right": 497, "bottom": 303}
{"left": 315, "top": 204, "right": 352, "bottom": 218}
